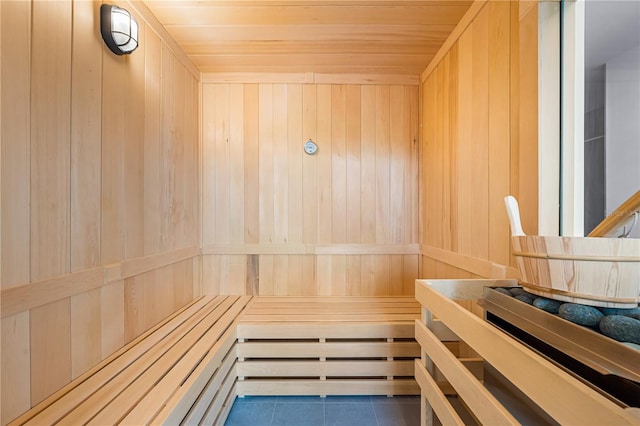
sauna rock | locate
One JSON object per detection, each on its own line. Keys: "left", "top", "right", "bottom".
{"left": 533, "top": 297, "right": 563, "bottom": 314}
{"left": 599, "top": 315, "right": 640, "bottom": 345}
{"left": 558, "top": 303, "right": 604, "bottom": 327}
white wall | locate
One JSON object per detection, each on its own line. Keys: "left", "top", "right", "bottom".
{"left": 606, "top": 44, "right": 640, "bottom": 237}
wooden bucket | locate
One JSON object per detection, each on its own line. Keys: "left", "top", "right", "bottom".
{"left": 511, "top": 235, "right": 640, "bottom": 308}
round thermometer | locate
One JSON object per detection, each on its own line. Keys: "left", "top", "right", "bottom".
{"left": 304, "top": 140, "right": 318, "bottom": 155}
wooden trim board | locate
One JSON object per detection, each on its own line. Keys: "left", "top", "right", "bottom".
{"left": 1, "top": 247, "right": 199, "bottom": 318}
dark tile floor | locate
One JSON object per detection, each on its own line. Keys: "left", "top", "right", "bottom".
{"left": 224, "top": 395, "right": 420, "bottom": 426}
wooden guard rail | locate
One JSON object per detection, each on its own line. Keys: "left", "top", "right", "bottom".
{"left": 414, "top": 279, "right": 640, "bottom": 425}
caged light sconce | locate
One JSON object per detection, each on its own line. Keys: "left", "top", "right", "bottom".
{"left": 100, "top": 4, "right": 139, "bottom": 55}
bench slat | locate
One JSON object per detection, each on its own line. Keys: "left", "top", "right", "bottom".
{"left": 237, "top": 322, "right": 416, "bottom": 339}
{"left": 19, "top": 296, "right": 220, "bottom": 426}
{"left": 125, "top": 296, "right": 251, "bottom": 425}
{"left": 79, "top": 296, "right": 242, "bottom": 425}
{"left": 237, "top": 341, "right": 420, "bottom": 359}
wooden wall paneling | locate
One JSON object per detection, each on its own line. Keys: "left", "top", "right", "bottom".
{"left": 332, "top": 85, "right": 347, "bottom": 244}
{"left": 316, "top": 255, "right": 332, "bottom": 296}
{"left": 447, "top": 44, "right": 459, "bottom": 254}
{"left": 488, "top": 1, "right": 512, "bottom": 267}
{"left": 259, "top": 255, "right": 274, "bottom": 295}
{"left": 201, "top": 84, "right": 216, "bottom": 247}
{"left": 374, "top": 255, "right": 390, "bottom": 295}
{"left": 229, "top": 84, "right": 245, "bottom": 244}
{"left": 408, "top": 86, "right": 420, "bottom": 244}
{"left": 509, "top": 1, "right": 521, "bottom": 269}
{"left": 389, "top": 85, "right": 406, "bottom": 244}
{"left": 143, "top": 268, "right": 172, "bottom": 330}
{"left": 302, "top": 84, "right": 318, "bottom": 244}
{"left": 287, "top": 84, "right": 303, "bottom": 244}
{"left": 244, "top": 84, "right": 260, "bottom": 245}
{"left": 360, "top": 255, "right": 374, "bottom": 295}
{"left": 403, "top": 255, "right": 419, "bottom": 295}
{"left": 375, "top": 86, "right": 391, "bottom": 245}
{"left": 124, "top": 275, "right": 145, "bottom": 343}
{"left": 259, "top": 84, "right": 275, "bottom": 244}
{"left": 287, "top": 85, "right": 304, "bottom": 296}
{"left": 273, "top": 255, "right": 289, "bottom": 296}
{"left": 1, "top": 0, "right": 30, "bottom": 289}
{"left": 422, "top": 76, "right": 434, "bottom": 248}
{"left": 456, "top": 29, "right": 473, "bottom": 257}
{"left": 144, "top": 27, "right": 162, "bottom": 255}
{"left": 228, "top": 255, "right": 248, "bottom": 295}
{"left": 317, "top": 85, "right": 332, "bottom": 246}
{"left": 268, "top": 86, "right": 288, "bottom": 288}
{"left": 30, "top": 299, "right": 71, "bottom": 405}
{"left": 390, "top": 254, "right": 404, "bottom": 295}
{"left": 70, "top": 288, "right": 102, "bottom": 379}
{"left": 440, "top": 57, "right": 452, "bottom": 251}
{"left": 360, "top": 86, "right": 376, "bottom": 245}
{"left": 517, "top": 3, "right": 539, "bottom": 236}
{"left": 470, "top": 6, "right": 490, "bottom": 260}
{"left": 202, "top": 255, "right": 221, "bottom": 295}
{"left": 434, "top": 63, "right": 444, "bottom": 250}
{"left": 288, "top": 255, "right": 304, "bottom": 296}
{"left": 125, "top": 21, "right": 146, "bottom": 260}
{"left": 70, "top": 0, "right": 102, "bottom": 272}
{"left": 160, "top": 45, "right": 177, "bottom": 251}
{"left": 1, "top": 312, "right": 31, "bottom": 425}
{"left": 374, "top": 87, "right": 391, "bottom": 293}
{"left": 171, "top": 59, "right": 187, "bottom": 249}
{"left": 273, "top": 84, "right": 289, "bottom": 248}
{"left": 30, "top": 0, "right": 71, "bottom": 282}
{"left": 302, "top": 255, "right": 316, "bottom": 296}
{"left": 101, "top": 47, "right": 127, "bottom": 266}
{"left": 187, "top": 74, "right": 200, "bottom": 248}
{"left": 101, "top": 281, "right": 125, "bottom": 359}
{"left": 331, "top": 254, "right": 347, "bottom": 295}
{"left": 214, "top": 83, "right": 231, "bottom": 245}
{"left": 345, "top": 85, "right": 362, "bottom": 243}
{"left": 346, "top": 255, "right": 362, "bottom": 296}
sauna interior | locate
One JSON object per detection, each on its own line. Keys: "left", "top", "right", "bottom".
{"left": 5, "top": 0, "right": 633, "bottom": 425}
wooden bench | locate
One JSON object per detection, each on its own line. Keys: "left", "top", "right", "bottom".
{"left": 236, "top": 296, "right": 422, "bottom": 397}
{"left": 10, "top": 295, "right": 252, "bottom": 426}
{"left": 8, "top": 295, "right": 421, "bottom": 425}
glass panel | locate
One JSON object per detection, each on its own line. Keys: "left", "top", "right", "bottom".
{"left": 583, "top": 0, "right": 640, "bottom": 236}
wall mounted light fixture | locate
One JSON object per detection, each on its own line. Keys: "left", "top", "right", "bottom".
{"left": 100, "top": 4, "right": 139, "bottom": 55}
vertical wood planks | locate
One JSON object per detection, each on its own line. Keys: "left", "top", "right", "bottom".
{"left": 70, "top": 0, "right": 102, "bottom": 272}
{"left": 200, "top": 82, "right": 419, "bottom": 296}
{"left": 144, "top": 29, "right": 162, "bottom": 255}
{"left": 1, "top": 312, "right": 31, "bottom": 425}
{"left": 30, "top": 0, "right": 72, "bottom": 282}
{"left": 30, "top": 299, "right": 72, "bottom": 405}
{"left": 1, "top": 1, "right": 201, "bottom": 417}
{"left": 420, "top": 0, "right": 537, "bottom": 278}
{"left": 70, "top": 288, "right": 102, "bottom": 379}
{"left": 488, "top": 0, "right": 512, "bottom": 267}
{"left": 1, "top": 0, "right": 31, "bottom": 289}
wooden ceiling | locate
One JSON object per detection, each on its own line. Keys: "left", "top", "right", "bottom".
{"left": 142, "top": 0, "right": 473, "bottom": 76}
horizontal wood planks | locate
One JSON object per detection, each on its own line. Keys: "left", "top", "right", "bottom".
{"left": 202, "top": 82, "right": 419, "bottom": 296}
{"left": 236, "top": 296, "right": 421, "bottom": 397}
{"left": 144, "top": 1, "right": 473, "bottom": 74}
{"left": 0, "top": 0, "right": 200, "bottom": 422}
{"left": 11, "top": 296, "right": 250, "bottom": 426}
{"left": 419, "top": 1, "right": 538, "bottom": 280}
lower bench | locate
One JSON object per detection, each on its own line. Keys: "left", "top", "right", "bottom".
{"left": 236, "top": 296, "right": 422, "bottom": 397}
{"left": 8, "top": 296, "right": 421, "bottom": 425}
{"left": 10, "top": 295, "right": 251, "bottom": 426}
